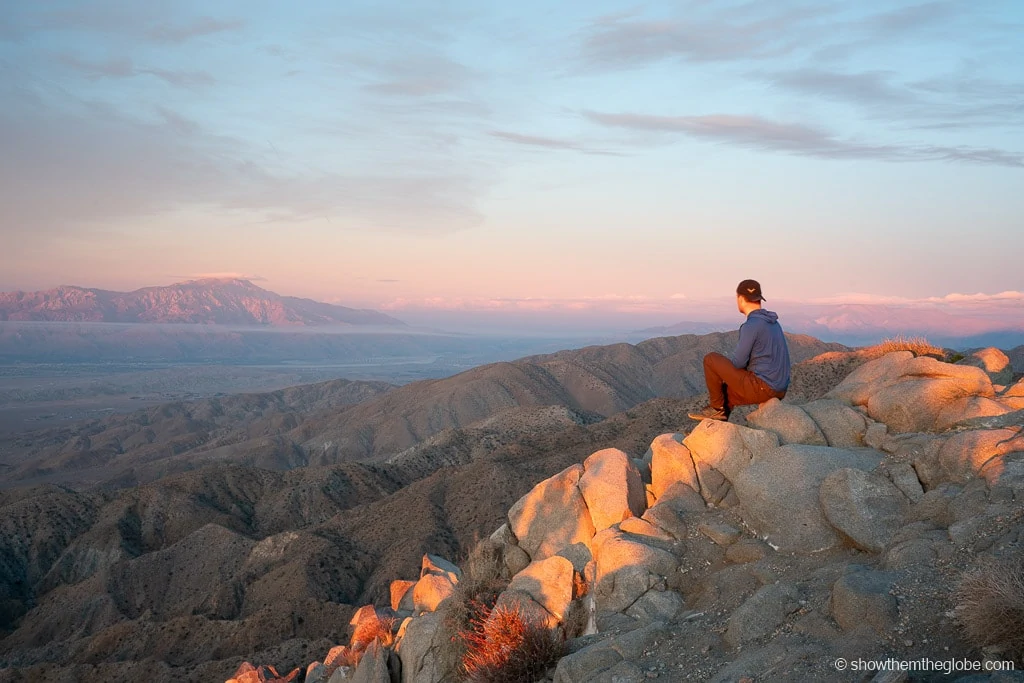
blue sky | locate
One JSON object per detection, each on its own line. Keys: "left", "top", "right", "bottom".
{"left": 1, "top": 0, "right": 1023, "bottom": 330}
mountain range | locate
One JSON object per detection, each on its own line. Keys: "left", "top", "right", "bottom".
{"left": 2, "top": 332, "right": 1019, "bottom": 682}
{"left": 0, "top": 332, "right": 827, "bottom": 682}
{"left": 0, "top": 278, "right": 404, "bottom": 326}
{"left": 0, "top": 331, "right": 843, "bottom": 489}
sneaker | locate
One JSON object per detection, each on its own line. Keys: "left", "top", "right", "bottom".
{"left": 688, "top": 406, "right": 728, "bottom": 422}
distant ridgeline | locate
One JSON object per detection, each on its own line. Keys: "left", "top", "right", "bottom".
{"left": 0, "top": 278, "right": 404, "bottom": 326}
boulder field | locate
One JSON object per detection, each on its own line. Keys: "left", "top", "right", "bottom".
{"left": 231, "top": 349, "right": 1024, "bottom": 683}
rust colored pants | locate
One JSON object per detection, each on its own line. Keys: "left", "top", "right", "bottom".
{"left": 703, "top": 352, "right": 786, "bottom": 415}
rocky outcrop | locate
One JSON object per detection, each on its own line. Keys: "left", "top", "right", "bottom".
{"left": 592, "top": 528, "right": 679, "bottom": 614}
{"left": 746, "top": 399, "right": 827, "bottom": 446}
{"left": 826, "top": 351, "right": 1005, "bottom": 432}
{"left": 800, "top": 398, "right": 869, "bottom": 447}
{"left": 504, "top": 556, "right": 575, "bottom": 627}
{"left": 554, "top": 622, "right": 669, "bottom": 683}
{"left": 830, "top": 569, "right": 900, "bottom": 635}
{"left": 936, "top": 427, "right": 1024, "bottom": 484}
{"left": 410, "top": 554, "right": 461, "bottom": 613}
{"left": 348, "top": 641, "right": 396, "bottom": 683}
{"left": 226, "top": 662, "right": 301, "bottom": 682}
{"left": 648, "top": 433, "right": 699, "bottom": 498}
{"left": 508, "top": 464, "right": 596, "bottom": 561}
{"left": 819, "top": 468, "right": 909, "bottom": 552}
{"left": 389, "top": 580, "right": 415, "bottom": 613}
{"left": 396, "top": 611, "right": 444, "bottom": 683}
{"left": 957, "top": 347, "right": 1014, "bottom": 385}
{"left": 683, "top": 420, "right": 779, "bottom": 506}
{"left": 578, "top": 448, "right": 646, "bottom": 532}
{"left": 230, "top": 347, "right": 1024, "bottom": 683}
{"left": 732, "top": 445, "right": 883, "bottom": 553}
{"left": 724, "top": 583, "right": 801, "bottom": 647}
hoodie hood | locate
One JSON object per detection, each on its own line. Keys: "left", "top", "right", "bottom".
{"left": 748, "top": 309, "right": 779, "bottom": 324}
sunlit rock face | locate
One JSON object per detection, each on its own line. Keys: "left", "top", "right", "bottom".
{"left": 957, "top": 347, "right": 1014, "bottom": 385}
{"left": 827, "top": 351, "right": 1005, "bottom": 432}
{"left": 682, "top": 419, "right": 779, "bottom": 507}
{"left": 648, "top": 433, "right": 699, "bottom": 499}
{"left": 578, "top": 448, "right": 647, "bottom": 532}
{"left": 508, "top": 464, "right": 597, "bottom": 561}
{"left": 936, "top": 427, "right": 1024, "bottom": 485}
{"left": 746, "top": 398, "right": 827, "bottom": 446}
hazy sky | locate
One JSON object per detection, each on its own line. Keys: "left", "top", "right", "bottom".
{"left": 1, "top": 0, "right": 1022, "bottom": 327}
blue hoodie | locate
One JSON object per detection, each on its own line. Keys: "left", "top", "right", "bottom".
{"left": 731, "top": 309, "right": 791, "bottom": 392}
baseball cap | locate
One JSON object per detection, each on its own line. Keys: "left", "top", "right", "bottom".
{"left": 737, "top": 279, "right": 765, "bottom": 302}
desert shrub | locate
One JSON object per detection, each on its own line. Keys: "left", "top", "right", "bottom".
{"left": 955, "top": 556, "right": 1024, "bottom": 663}
{"left": 558, "top": 571, "right": 594, "bottom": 640}
{"left": 560, "top": 594, "right": 590, "bottom": 641}
{"left": 371, "top": 615, "right": 398, "bottom": 648}
{"left": 461, "top": 601, "right": 564, "bottom": 683}
{"left": 329, "top": 645, "right": 362, "bottom": 673}
{"left": 867, "top": 334, "right": 944, "bottom": 359}
{"left": 465, "top": 538, "right": 511, "bottom": 585}
{"left": 342, "top": 613, "right": 398, "bottom": 671}
{"left": 436, "top": 540, "right": 512, "bottom": 680}
{"left": 352, "top": 613, "right": 398, "bottom": 649}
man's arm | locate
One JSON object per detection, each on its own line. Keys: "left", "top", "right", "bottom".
{"left": 731, "top": 320, "right": 756, "bottom": 369}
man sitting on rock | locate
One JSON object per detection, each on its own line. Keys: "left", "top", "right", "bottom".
{"left": 689, "top": 279, "right": 791, "bottom": 422}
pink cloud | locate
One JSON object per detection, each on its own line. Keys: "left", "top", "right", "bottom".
{"left": 807, "top": 291, "right": 1024, "bottom": 307}
{"left": 169, "top": 272, "right": 266, "bottom": 282}
{"left": 380, "top": 294, "right": 682, "bottom": 314}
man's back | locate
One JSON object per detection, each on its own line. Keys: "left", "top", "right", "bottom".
{"left": 732, "top": 309, "right": 790, "bottom": 393}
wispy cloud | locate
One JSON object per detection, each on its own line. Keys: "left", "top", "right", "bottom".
{"left": 58, "top": 54, "right": 215, "bottom": 87}
{"left": 488, "top": 130, "right": 619, "bottom": 156}
{"left": 381, "top": 294, "right": 687, "bottom": 314}
{"left": 756, "top": 67, "right": 1024, "bottom": 131}
{"left": 580, "top": 15, "right": 774, "bottom": 68}
{"left": 577, "top": 2, "right": 1021, "bottom": 136}
{"left": 4, "top": 5, "right": 243, "bottom": 45}
{"left": 584, "top": 111, "right": 1024, "bottom": 168}
{"left": 577, "top": 3, "right": 853, "bottom": 70}
{"left": 761, "top": 68, "right": 911, "bottom": 105}
{"left": 143, "top": 67, "right": 215, "bottom": 87}
{"left": 146, "top": 17, "right": 244, "bottom": 44}
{"left": 864, "top": 1, "right": 960, "bottom": 34}
{"left": 56, "top": 55, "right": 133, "bottom": 78}
{"left": 343, "top": 51, "right": 479, "bottom": 99}
{"left": 0, "top": 83, "right": 486, "bottom": 236}
{"left": 807, "top": 2, "right": 996, "bottom": 64}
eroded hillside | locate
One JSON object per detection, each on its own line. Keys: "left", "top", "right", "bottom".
{"left": 6, "top": 333, "right": 1001, "bottom": 682}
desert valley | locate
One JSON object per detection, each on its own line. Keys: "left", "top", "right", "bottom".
{"left": 0, "top": 279, "right": 1022, "bottom": 682}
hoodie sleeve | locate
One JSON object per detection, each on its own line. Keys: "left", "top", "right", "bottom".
{"left": 731, "top": 319, "right": 757, "bottom": 369}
